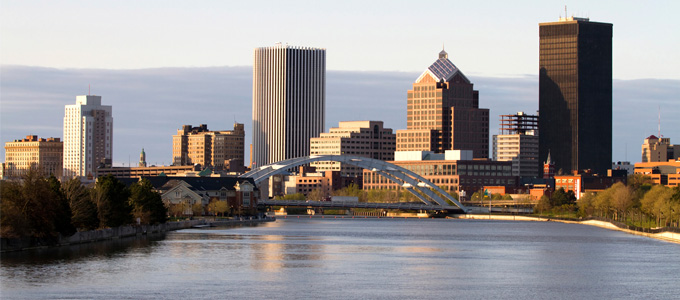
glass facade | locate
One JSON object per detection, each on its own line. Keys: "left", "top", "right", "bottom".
{"left": 539, "top": 19, "right": 612, "bottom": 175}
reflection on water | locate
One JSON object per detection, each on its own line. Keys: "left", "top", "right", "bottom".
{"left": 1, "top": 219, "right": 679, "bottom": 299}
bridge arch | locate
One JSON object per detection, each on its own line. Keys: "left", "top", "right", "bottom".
{"left": 239, "top": 155, "right": 466, "bottom": 211}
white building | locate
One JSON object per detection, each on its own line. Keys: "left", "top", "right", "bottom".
{"left": 252, "top": 44, "right": 326, "bottom": 167}
{"left": 310, "top": 121, "right": 395, "bottom": 176}
{"left": 63, "top": 95, "right": 113, "bottom": 179}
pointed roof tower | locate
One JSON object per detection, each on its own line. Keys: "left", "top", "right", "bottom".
{"left": 415, "top": 49, "right": 470, "bottom": 84}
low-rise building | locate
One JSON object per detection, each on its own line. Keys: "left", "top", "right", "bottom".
{"left": 96, "top": 165, "right": 199, "bottom": 178}
{"left": 4, "top": 135, "right": 63, "bottom": 179}
{"left": 363, "top": 150, "right": 515, "bottom": 197}
{"left": 121, "top": 176, "right": 259, "bottom": 216}
{"left": 554, "top": 170, "right": 628, "bottom": 199}
{"left": 269, "top": 166, "right": 359, "bottom": 199}
{"left": 634, "top": 159, "right": 680, "bottom": 187}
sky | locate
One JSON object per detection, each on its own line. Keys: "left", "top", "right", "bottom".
{"left": 1, "top": 0, "right": 679, "bottom": 167}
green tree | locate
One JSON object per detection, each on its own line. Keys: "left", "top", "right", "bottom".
{"left": 92, "top": 175, "right": 132, "bottom": 228}
{"left": 129, "top": 179, "right": 168, "bottom": 225}
{"left": 577, "top": 192, "right": 596, "bottom": 217}
{"left": 0, "top": 171, "right": 62, "bottom": 238}
{"left": 550, "top": 188, "right": 576, "bottom": 207}
{"left": 535, "top": 195, "right": 552, "bottom": 213}
{"left": 640, "top": 185, "right": 673, "bottom": 227}
{"left": 63, "top": 178, "right": 99, "bottom": 231}
{"left": 47, "top": 175, "right": 76, "bottom": 236}
{"left": 502, "top": 194, "right": 514, "bottom": 201}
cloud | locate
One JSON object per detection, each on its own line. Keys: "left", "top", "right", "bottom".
{"left": 1, "top": 65, "right": 678, "bottom": 167}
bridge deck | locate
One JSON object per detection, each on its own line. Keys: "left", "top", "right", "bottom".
{"left": 260, "top": 200, "right": 461, "bottom": 211}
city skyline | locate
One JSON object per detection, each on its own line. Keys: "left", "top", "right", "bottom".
{"left": 1, "top": 1, "right": 678, "bottom": 80}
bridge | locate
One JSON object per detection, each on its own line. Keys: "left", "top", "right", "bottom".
{"left": 259, "top": 199, "right": 462, "bottom": 212}
{"left": 240, "top": 155, "right": 467, "bottom": 213}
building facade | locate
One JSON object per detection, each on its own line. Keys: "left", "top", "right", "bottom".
{"left": 641, "top": 135, "right": 678, "bottom": 163}
{"left": 634, "top": 160, "right": 680, "bottom": 187}
{"left": 172, "top": 123, "right": 245, "bottom": 171}
{"left": 310, "top": 121, "right": 396, "bottom": 177}
{"left": 63, "top": 95, "right": 113, "bottom": 179}
{"left": 396, "top": 50, "right": 489, "bottom": 158}
{"left": 538, "top": 17, "right": 613, "bottom": 175}
{"left": 3, "top": 135, "right": 63, "bottom": 179}
{"left": 493, "top": 112, "right": 539, "bottom": 178}
{"left": 363, "top": 150, "right": 514, "bottom": 196}
{"left": 252, "top": 44, "right": 326, "bottom": 167}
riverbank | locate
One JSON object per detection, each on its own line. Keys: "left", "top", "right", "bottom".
{"left": 455, "top": 214, "right": 680, "bottom": 244}
{"left": 1, "top": 217, "right": 275, "bottom": 253}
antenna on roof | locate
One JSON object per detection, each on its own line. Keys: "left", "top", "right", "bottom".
{"left": 565, "top": 5, "right": 568, "bottom": 18}
{"left": 88, "top": 84, "right": 91, "bottom": 95}
{"left": 658, "top": 105, "right": 662, "bottom": 138}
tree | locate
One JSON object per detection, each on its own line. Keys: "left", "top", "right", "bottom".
{"left": 577, "top": 192, "right": 596, "bottom": 217}
{"left": 307, "top": 189, "right": 324, "bottom": 201}
{"left": 63, "top": 178, "right": 99, "bottom": 231}
{"left": 169, "top": 202, "right": 188, "bottom": 218}
{"left": 535, "top": 195, "right": 552, "bottom": 213}
{"left": 129, "top": 179, "right": 168, "bottom": 225}
{"left": 502, "top": 194, "right": 513, "bottom": 201}
{"left": 92, "top": 175, "right": 132, "bottom": 228}
{"left": 0, "top": 171, "right": 63, "bottom": 238}
{"left": 641, "top": 185, "right": 673, "bottom": 227}
{"left": 47, "top": 175, "right": 76, "bottom": 236}
{"left": 610, "top": 182, "right": 633, "bottom": 221}
{"left": 214, "top": 200, "right": 228, "bottom": 217}
{"left": 192, "top": 202, "right": 204, "bottom": 216}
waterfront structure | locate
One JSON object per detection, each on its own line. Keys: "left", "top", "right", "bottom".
{"left": 396, "top": 50, "right": 489, "bottom": 158}
{"left": 634, "top": 160, "right": 680, "bottom": 187}
{"left": 3, "top": 135, "right": 63, "bottom": 179}
{"left": 555, "top": 170, "right": 627, "bottom": 199}
{"left": 172, "top": 123, "right": 245, "bottom": 172}
{"left": 310, "top": 121, "right": 396, "bottom": 177}
{"left": 120, "top": 176, "right": 258, "bottom": 216}
{"left": 362, "top": 150, "right": 514, "bottom": 195}
{"left": 641, "top": 135, "right": 678, "bottom": 163}
{"left": 493, "top": 112, "right": 539, "bottom": 178}
{"left": 63, "top": 95, "right": 113, "bottom": 179}
{"left": 538, "top": 17, "right": 613, "bottom": 175}
{"left": 252, "top": 44, "right": 326, "bottom": 167}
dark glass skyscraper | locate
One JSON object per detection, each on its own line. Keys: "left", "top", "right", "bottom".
{"left": 539, "top": 17, "right": 612, "bottom": 175}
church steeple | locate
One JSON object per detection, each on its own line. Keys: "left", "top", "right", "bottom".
{"left": 139, "top": 148, "right": 147, "bottom": 167}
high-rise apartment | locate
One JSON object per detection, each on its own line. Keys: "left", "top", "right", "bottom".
{"left": 252, "top": 44, "right": 326, "bottom": 167}
{"left": 4, "top": 135, "right": 63, "bottom": 179}
{"left": 539, "top": 17, "right": 613, "bottom": 175}
{"left": 396, "top": 50, "right": 489, "bottom": 158}
{"left": 172, "top": 123, "right": 245, "bottom": 171}
{"left": 493, "top": 112, "right": 540, "bottom": 178}
{"left": 310, "top": 121, "right": 396, "bottom": 176}
{"left": 63, "top": 95, "right": 113, "bottom": 178}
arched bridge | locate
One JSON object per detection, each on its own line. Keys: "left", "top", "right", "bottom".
{"left": 239, "top": 155, "right": 466, "bottom": 212}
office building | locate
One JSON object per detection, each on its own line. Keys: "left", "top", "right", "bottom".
{"left": 538, "top": 17, "right": 613, "bottom": 175}
{"left": 634, "top": 159, "right": 680, "bottom": 187}
{"left": 252, "top": 44, "right": 326, "bottom": 167}
{"left": 363, "top": 150, "right": 514, "bottom": 196}
{"left": 493, "top": 112, "right": 539, "bottom": 178}
{"left": 63, "top": 95, "right": 113, "bottom": 179}
{"left": 4, "top": 135, "right": 63, "bottom": 179}
{"left": 396, "top": 49, "right": 489, "bottom": 158}
{"left": 310, "top": 121, "right": 396, "bottom": 176}
{"left": 172, "top": 123, "right": 245, "bottom": 172}
{"left": 641, "top": 135, "right": 678, "bottom": 163}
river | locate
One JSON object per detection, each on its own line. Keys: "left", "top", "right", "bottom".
{"left": 1, "top": 218, "right": 678, "bottom": 299}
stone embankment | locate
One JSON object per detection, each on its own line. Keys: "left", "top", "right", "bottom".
{"left": 455, "top": 214, "right": 680, "bottom": 244}
{"left": 1, "top": 217, "right": 275, "bottom": 253}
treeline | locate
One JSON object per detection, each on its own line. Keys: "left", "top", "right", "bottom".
{"left": 536, "top": 175, "right": 680, "bottom": 228}
{"left": 1, "top": 172, "right": 167, "bottom": 239}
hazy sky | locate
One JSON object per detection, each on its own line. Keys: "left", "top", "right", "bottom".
{"left": 2, "top": 0, "right": 679, "bottom": 79}
{"left": 1, "top": 1, "right": 679, "bottom": 168}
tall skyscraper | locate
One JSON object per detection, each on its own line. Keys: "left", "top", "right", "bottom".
{"left": 539, "top": 17, "right": 612, "bottom": 175}
{"left": 63, "top": 95, "right": 113, "bottom": 178}
{"left": 396, "top": 50, "right": 489, "bottom": 158}
{"left": 252, "top": 44, "right": 326, "bottom": 167}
